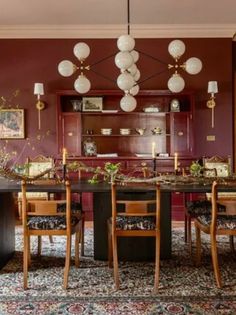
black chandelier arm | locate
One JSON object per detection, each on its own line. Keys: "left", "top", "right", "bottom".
{"left": 89, "top": 52, "right": 117, "bottom": 67}
{"left": 136, "top": 49, "right": 169, "bottom": 66}
{"left": 127, "top": 0, "right": 130, "bottom": 35}
{"left": 137, "top": 68, "right": 169, "bottom": 85}
{"left": 89, "top": 68, "right": 117, "bottom": 84}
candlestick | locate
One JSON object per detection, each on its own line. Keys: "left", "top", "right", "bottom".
{"left": 152, "top": 142, "right": 156, "bottom": 158}
{"left": 63, "top": 164, "right": 67, "bottom": 181}
{"left": 174, "top": 152, "right": 178, "bottom": 171}
{"left": 153, "top": 158, "right": 156, "bottom": 177}
{"left": 62, "top": 148, "right": 67, "bottom": 165}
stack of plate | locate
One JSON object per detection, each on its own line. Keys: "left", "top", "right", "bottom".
{"left": 120, "top": 128, "right": 131, "bottom": 135}
{"left": 101, "top": 128, "right": 112, "bottom": 135}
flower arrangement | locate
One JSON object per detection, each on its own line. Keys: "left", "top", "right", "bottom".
{"left": 190, "top": 160, "right": 203, "bottom": 177}
{"left": 88, "top": 162, "right": 123, "bottom": 184}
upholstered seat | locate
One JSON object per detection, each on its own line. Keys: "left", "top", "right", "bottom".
{"left": 115, "top": 216, "right": 156, "bottom": 230}
{"left": 186, "top": 200, "right": 226, "bottom": 216}
{"left": 196, "top": 214, "right": 236, "bottom": 230}
{"left": 27, "top": 215, "right": 80, "bottom": 230}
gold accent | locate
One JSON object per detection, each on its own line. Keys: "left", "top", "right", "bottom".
{"left": 68, "top": 132, "right": 73, "bottom": 136}
{"left": 177, "top": 131, "right": 184, "bottom": 136}
{"left": 206, "top": 98, "right": 216, "bottom": 109}
{"left": 36, "top": 100, "right": 45, "bottom": 111}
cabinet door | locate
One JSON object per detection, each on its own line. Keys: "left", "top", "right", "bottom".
{"left": 170, "top": 112, "right": 193, "bottom": 156}
{"left": 61, "top": 113, "right": 82, "bottom": 155}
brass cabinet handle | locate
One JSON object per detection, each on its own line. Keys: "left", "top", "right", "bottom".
{"left": 68, "top": 132, "right": 73, "bottom": 136}
{"left": 177, "top": 131, "right": 184, "bottom": 136}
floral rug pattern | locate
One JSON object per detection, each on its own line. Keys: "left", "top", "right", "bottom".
{"left": 0, "top": 227, "right": 235, "bottom": 314}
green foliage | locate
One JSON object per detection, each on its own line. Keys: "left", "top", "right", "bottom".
{"left": 190, "top": 160, "right": 203, "bottom": 177}
{"left": 88, "top": 162, "right": 122, "bottom": 184}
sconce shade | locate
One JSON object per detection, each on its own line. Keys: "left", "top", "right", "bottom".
{"left": 74, "top": 74, "right": 91, "bottom": 94}
{"left": 34, "top": 83, "right": 44, "bottom": 95}
{"left": 168, "top": 40, "right": 186, "bottom": 60}
{"left": 73, "top": 42, "right": 90, "bottom": 61}
{"left": 120, "top": 94, "right": 137, "bottom": 112}
{"left": 117, "top": 72, "right": 135, "bottom": 91}
{"left": 208, "top": 81, "right": 218, "bottom": 94}
{"left": 115, "top": 51, "right": 134, "bottom": 70}
{"left": 58, "top": 60, "right": 75, "bottom": 77}
{"left": 185, "top": 57, "right": 203, "bottom": 75}
{"left": 168, "top": 74, "right": 185, "bottom": 93}
{"left": 117, "top": 34, "right": 135, "bottom": 52}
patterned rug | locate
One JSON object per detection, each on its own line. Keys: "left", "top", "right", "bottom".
{"left": 0, "top": 227, "right": 235, "bottom": 315}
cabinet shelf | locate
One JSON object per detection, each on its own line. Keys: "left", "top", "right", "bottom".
{"left": 81, "top": 134, "right": 171, "bottom": 137}
{"left": 81, "top": 112, "right": 167, "bottom": 116}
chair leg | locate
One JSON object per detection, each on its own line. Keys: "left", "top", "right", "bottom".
{"left": 49, "top": 236, "right": 53, "bottom": 244}
{"left": 112, "top": 234, "right": 119, "bottom": 289}
{"left": 63, "top": 235, "right": 71, "bottom": 290}
{"left": 80, "top": 217, "right": 85, "bottom": 256}
{"left": 187, "top": 216, "right": 192, "bottom": 255}
{"left": 23, "top": 235, "right": 29, "bottom": 290}
{"left": 107, "top": 227, "right": 113, "bottom": 268}
{"left": 229, "top": 235, "right": 235, "bottom": 252}
{"left": 153, "top": 232, "right": 160, "bottom": 293}
{"left": 75, "top": 229, "right": 80, "bottom": 268}
{"left": 37, "top": 235, "right": 42, "bottom": 256}
{"left": 195, "top": 224, "right": 201, "bottom": 266}
{"left": 184, "top": 213, "right": 188, "bottom": 243}
{"left": 28, "top": 237, "right": 31, "bottom": 267}
{"left": 211, "top": 234, "right": 222, "bottom": 288}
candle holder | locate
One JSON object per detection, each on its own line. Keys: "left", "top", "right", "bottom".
{"left": 153, "top": 158, "right": 156, "bottom": 177}
{"left": 62, "top": 164, "right": 67, "bottom": 181}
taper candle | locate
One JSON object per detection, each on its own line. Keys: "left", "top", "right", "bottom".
{"left": 174, "top": 152, "right": 178, "bottom": 171}
{"left": 152, "top": 142, "right": 156, "bottom": 158}
{"left": 62, "top": 148, "right": 67, "bottom": 165}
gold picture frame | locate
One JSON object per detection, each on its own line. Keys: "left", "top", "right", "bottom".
{"left": 82, "top": 97, "right": 103, "bottom": 112}
{"left": 0, "top": 109, "right": 25, "bottom": 139}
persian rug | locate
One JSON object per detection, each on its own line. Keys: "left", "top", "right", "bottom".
{"left": 0, "top": 227, "right": 235, "bottom": 315}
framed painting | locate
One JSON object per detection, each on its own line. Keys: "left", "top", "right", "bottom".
{"left": 82, "top": 97, "right": 103, "bottom": 112}
{"left": 0, "top": 109, "right": 25, "bottom": 139}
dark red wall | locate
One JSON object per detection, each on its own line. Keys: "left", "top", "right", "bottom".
{"left": 0, "top": 38, "right": 233, "bottom": 165}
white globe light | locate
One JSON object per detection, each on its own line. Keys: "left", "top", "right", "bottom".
{"left": 129, "top": 84, "right": 140, "bottom": 96}
{"left": 128, "top": 63, "right": 137, "bottom": 76}
{"left": 130, "top": 50, "right": 139, "bottom": 63}
{"left": 120, "top": 94, "right": 137, "bottom": 112}
{"left": 73, "top": 42, "right": 90, "bottom": 61}
{"left": 58, "top": 60, "right": 75, "bottom": 77}
{"left": 133, "top": 69, "right": 141, "bottom": 81}
{"left": 168, "top": 74, "right": 185, "bottom": 93}
{"left": 185, "top": 57, "right": 203, "bottom": 75}
{"left": 74, "top": 75, "right": 91, "bottom": 94}
{"left": 117, "top": 72, "right": 135, "bottom": 91}
{"left": 117, "top": 34, "right": 135, "bottom": 52}
{"left": 115, "top": 51, "right": 134, "bottom": 70}
{"left": 168, "top": 40, "right": 186, "bottom": 60}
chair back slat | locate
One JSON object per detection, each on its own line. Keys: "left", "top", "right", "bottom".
{"left": 27, "top": 200, "right": 65, "bottom": 215}
{"left": 117, "top": 200, "right": 155, "bottom": 214}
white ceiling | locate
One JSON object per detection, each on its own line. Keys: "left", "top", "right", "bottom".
{"left": 0, "top": 0, "right": 236, "bottom": 38}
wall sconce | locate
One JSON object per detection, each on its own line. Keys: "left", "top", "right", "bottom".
{"left": 206, "top": 81, "right": 218, "bottom": 128}
{"left": 34, "top": 83, "right": 45, "bottom": 130}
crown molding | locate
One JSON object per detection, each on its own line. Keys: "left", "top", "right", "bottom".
{"left": 0, "top": 24, "right": 235, "bottom": 39}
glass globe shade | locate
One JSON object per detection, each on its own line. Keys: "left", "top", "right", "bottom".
{"left": 128, "top": 63, "right": 137, "bottom": 76}
{"left": 167, "top": 74, "right": 185, "bottom": 93}
{"left": 185, "top": 57, "right": 203, "bottom": 75}
{"left": 74, "top": 75, "right": 91, "bottom": 94}
{"left": 168, "top": 40, "right": 186, "bottom": 60}
{"left": 117, "top": 34, "right": 135, "bottom": 52}
{"left": 133, "top": 69, "right": 141, "bottom": 81}
{"left": 115, "top": 51, "right": 134, "bottom": 70}
{"left": 117, "top": 72, "right": 135, "bottom": 91}
{"left": 58, "top": 60, "right": 75, "bottom": 77}
{"left": 130, "top": 50, "right": 139, "bottom": 63}
{"left": 73, "top": 42, "right": 90, "bottom": 61}
{"left": 120, "top": 94, "right": 137, "bottom": 112}
{"left": 129, "top": 84, "right": 140, "bottom": 96}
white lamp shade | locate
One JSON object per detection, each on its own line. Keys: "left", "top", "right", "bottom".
{"left": 58, "top": 60, "right": 75, "bottom": 77}
{"left": 73, "top": 42, "right": 90, "bottom": 61}
{"left": 115, "top": 51, "right": 134, "bottom": 70}
{"left": 208, "top": 81, "right": 218, "bottom": 94}
{"left": 128, "top": 63, "right": 137, "bottom": 76}
{"left": 168, "top": 40, "right": 186, "bottom": 59}
{"left": 120, "top": 94, "right": 137, "bottom": 112}
{"left": 133, "top": 69, "right": 141, "bottom": 81}
{"left": 34, "top": 83, "right": 44, "bottom": 95}
{"left": 117, "top": 72, "right": 135, "bottom": 91}
{"left": 117, "top": 34, "right": 135, "bottom": 52}
{"left": 185, "top": 57, "right": 203, "bottom": 75}
{"left": 130, "top": 50, "right": 139, "bottom": 63}
{"left": 129, "top": 84, "right": 140, "bottom": 96}
{"left": 74, "top": 75, "right": 91, "bottom": 94}
{"left": 168, "top": 74, "right": 185, "bottom": 93}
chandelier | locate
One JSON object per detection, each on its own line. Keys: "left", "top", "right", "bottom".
{"left": 57, "top": 0, "right": 202, "bottom": 112}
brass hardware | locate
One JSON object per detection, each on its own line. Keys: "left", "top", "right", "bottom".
{"left": 68, "top": 132, "right": 73, "bottom": 136}
{"left": 177, "top": 131, "right": 184, "bottom": 136}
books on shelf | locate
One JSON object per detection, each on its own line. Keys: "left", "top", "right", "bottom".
{"left": 96, "top": 153, "right": 118, "bottom": 157}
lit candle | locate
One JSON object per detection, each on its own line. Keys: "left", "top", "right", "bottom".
{"left": 62, "top": 148, "right": 67, "bottom": 165}
{"left": 152, "top": 142, "right": 156, "bottom": 158}
{"left": 174, "top": 152, "right": 178, "bottom": 171}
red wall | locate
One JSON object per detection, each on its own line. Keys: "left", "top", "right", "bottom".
{"left": 0, "top": 38, "right": 233, "bottom": 165}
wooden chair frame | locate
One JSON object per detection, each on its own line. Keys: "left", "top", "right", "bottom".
{"left": 22, "top": 180, "right": 82, "bottom": 290}
{"left": 107, "top": 182, "right": 161, "bottom": 292}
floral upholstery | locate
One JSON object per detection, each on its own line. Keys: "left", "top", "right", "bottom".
{"left": 186, "top": 200, "right": 226, "bottom": 216}
{"left": 27, "top": 215, "right": 80, "bottom": 230}
{"left": 115, "top": 216, "right": 156, "bottom": 230}
{"left": 57, "top": 202, "right": 83, "bottom": 215}
{"left": 196, "top": 214, "right": 236, "bottom": 230}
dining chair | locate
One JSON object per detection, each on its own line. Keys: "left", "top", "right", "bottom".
{"left": 22, "top": 180, "right": 83, "bottom": 289}
{"left": 107, "top": 181, "right": 161, "bottom": 292}
{"left": 194, "top": 180, "right": 236, "bottom": 288}
{"left": 184, "top": 155, "right": 232, "bottom": 254}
